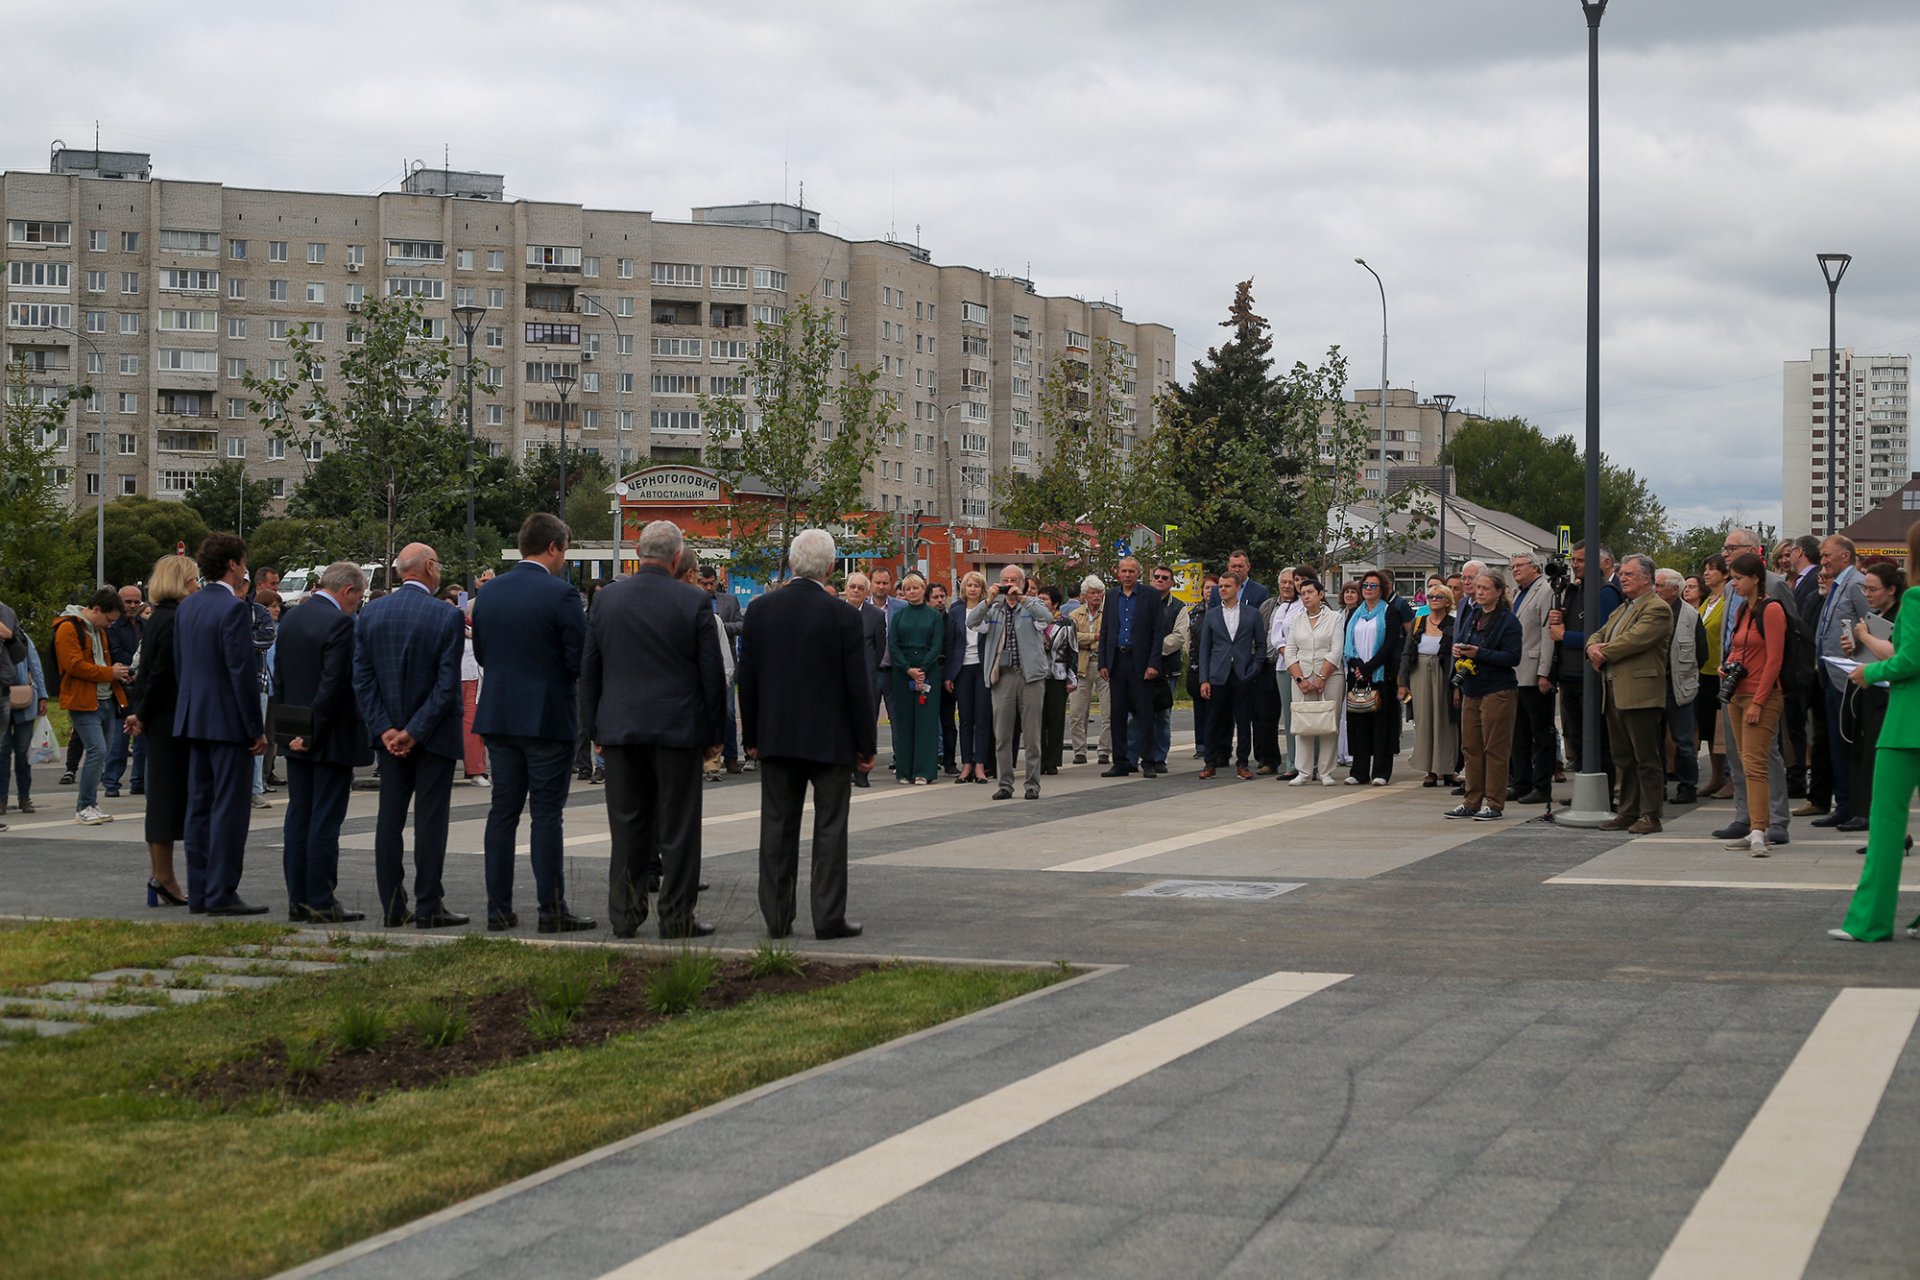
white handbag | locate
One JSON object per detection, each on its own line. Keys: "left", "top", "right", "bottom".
{"left": 1291, "top": 698, "right": 1340, "bottom": 737}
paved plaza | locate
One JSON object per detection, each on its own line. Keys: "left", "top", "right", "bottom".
{"left": 6, "top": 724, "right": 1920, "bottom": 1279}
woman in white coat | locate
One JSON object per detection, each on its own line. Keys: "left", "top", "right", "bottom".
{"left": 1283, "top": 578, "right": 1346, "bottom": 785}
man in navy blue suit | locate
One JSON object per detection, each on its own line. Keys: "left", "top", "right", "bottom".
{"left": 173, "top": 533, "right": 269, "bottom": 914}
{"left": 1196, "top": 571, "right": 1267, "bottom": 780}
{"left": 354, "top": 542, "right": 470, "bottom": 929}
{"left": 472, "top": 514, "right": 594, "bottom": 933}
{"left": 275, "top": 561, "right": 369, "bottom": 922}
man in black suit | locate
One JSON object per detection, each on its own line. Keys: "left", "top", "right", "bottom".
{"left": 1097, "top": 556, "right": 1172, "bottom": 778}
{"left": 1785, "top": 534, "right": 1824, "bottom": 813}
{"left": 275, "top": 561, "right": 369, "bottom": 923}
{"left": 173, "top": 533, "right": 269, "bottom": 915}
{"left": 581, "top": 520, "right": 726, "bottom": 940}
{"left": 845, "top": 570, "right": 887, "bottom": 788}
{"left": 697, "top": 564, "right": 745, "bottom": 775}
{"left": 353, "top": 543, "right": 469, "bottom": 929}
{"left": 1197, "top": 571, "right": 1266, "bottom": 779}
{"left": 472, "top": 513, "right": 594, "bottom": 933}
{"left": 739, "top": 528, "right": 875, "bottom": 940}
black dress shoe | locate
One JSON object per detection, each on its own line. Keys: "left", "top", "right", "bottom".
{"left": 1024, "top": 784, "right": 1040, "bottom": 800}
{"left": 1516, "top": 789, "right": 1553, "bottom": 805}
{"left": 853, "top": 773, "right": 870, "bottom": 788}
{"left": 1837, "top": 817, "right": 1870, "bottom": 833}
{"left": 414, "top": 909, "right": 471, "bottom": 929}
{"left": 992, "top": 786, "right": 1013, "bottom": 800}
{"left": 766, "top": 924, "right": 793, "bottom": 940}
{"left": 287, "top": 904, "right": 312, "bottom": 922}
{"left": 1099, "top": 765, "right": 1134, "bottom": 778}
{"left": 1811, "top": 813, "right": 1847, "bottom": 828}
{"left": 486, "top": 911, "right": 519, "bottom": 931}
{"left": 189, "top": 904, "right": 207, "bottom": 915}
{"left": 943, "top": 761, "right": 959, "bottom": 775}
{"left": 816, "top": 921, "right": 864, "bottom": 940}
{"left": 384, "top": 909, "right": 416, "bottom": 928}
{"left": 659, "top": 919, "right": 715, "bottom": 939}
{"left": 206, "top": 899, "right": 269, "bottom": 916}
{"left": 306, "top": 904, "right": 367, "bottom": 924}
{"left": 1672, "top": 785, "right": 1697, "bottom": 805}
{"left": 538, "top": 910, "right": 598, "bottom": 934}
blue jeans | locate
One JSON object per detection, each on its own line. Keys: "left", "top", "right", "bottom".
{"left": 1666, "top": 692, "right": 1699, "bottom": 790}
{"left": 0, "top": 712, "right": 33, "bottom": 807}
{"left": 105, "top": 709, "right": 144, "bottom": 792}
{"left": 482, "top": 735, "right": 574, "bottom": 917}
{"left": 71, "top": 705, "right": 114, "bottom": 811}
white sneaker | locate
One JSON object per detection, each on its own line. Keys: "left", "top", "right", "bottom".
{"left": 1370, "top": 778, "right": 1388, "bottom": 787}
{"left": 1828, "top": 928, "right": 1868, "bottom": 942}
{"left": 1322, "top": 774, "right": 1338, "bottom": 786}
{"left": 1289, "top": 774, "right": 1310, "bottom": 787}
{"left": 1748, "top": 830, "right": 1769, "bottom": 858}
{"left": 75, "top": 806, "right": 112, "bottom": 826}
{"left": 470, "top": 774, "right": 490, "bottom": 788}
{"left": 1344, "top": 776, "right": 1362, "bottom": 786}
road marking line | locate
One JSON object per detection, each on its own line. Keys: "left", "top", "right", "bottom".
{"left": 1045, "top": 789, "right": 1380, "bottom": 872}
{"left": 1652, "top": 986, "right": 1920, "bottom": 1280}
{"left": 594, "top": 968, "right": 1351, "bottom": 1280}
{"left": 1548, "top": 876, "right": 1920, "bottom": 893}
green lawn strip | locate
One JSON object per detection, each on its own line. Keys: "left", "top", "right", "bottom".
{"left": 0, "top": 930, "right": 1058, "bottom": 1280}
{"left": 0, "top": 918, "right": 293, "bottom": 991}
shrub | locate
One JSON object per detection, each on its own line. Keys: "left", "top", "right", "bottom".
{"left": 537, "top": 974, "right": 594, "bottom": 1018}
{"left": 748, "top": 940, "right": 804, "bottom": 979}
{"left": 404, "top": 1001, "right": 469, "bottom": 1049}
{"left": 525, "top": 1004, "right": 574, "bottom": 1043}
{"left": 284, "top": 1038, "right": 332, "bottom": 1079}
{"left": 333, "top": 1003, "right": 388, "bottom": 1052}
{"left": 645, "top": 952, "right": 718, "bottom": 1016}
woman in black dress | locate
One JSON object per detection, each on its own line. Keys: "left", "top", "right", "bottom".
{"left": 126, "top": 554, "right": 197, "bottom": 906}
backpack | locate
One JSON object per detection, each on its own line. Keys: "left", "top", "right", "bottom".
{"left": 1750, "top": 596, "right": 1815, "bottom": 702}
{"left": 47, "top": 615, "right": 80, "bottom": 681}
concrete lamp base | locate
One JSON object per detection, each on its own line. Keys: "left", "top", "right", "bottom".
{"left": 1553, "top": 772, "right": 1616, "bottom": 828}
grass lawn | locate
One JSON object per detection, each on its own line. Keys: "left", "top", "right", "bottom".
{"left": 0, "top": 919, "right": 1063, "bottom": 1280}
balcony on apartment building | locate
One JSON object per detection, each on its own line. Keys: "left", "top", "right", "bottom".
{"left": 709, "top": 303, "right": 747, "bottom": 330}
{"left": 157, "top": 392, "right": 217, "bottom": 420}
{"left": 525, "top": 284, "right": 579, "bottom": 314}
{"left": 157, "top": 428, "right": 219, "bottom": 455}
{"left": 653, "top": 301, "right": 703, "bottom": 327}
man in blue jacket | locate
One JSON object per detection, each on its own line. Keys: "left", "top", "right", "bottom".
{"left": 1197, "top": 571, "right": 1266, "bottom": 780}
{"left": 276, "top": 561, "right": 369, "bottom": 922}
{"left": 354, "top": 543, "right": 469, "bottom": 929}
{"left": 472, "top": 514, "right": 593, "bottom": 933}
{"left": 173, "top": 533, "right": 268, "bottom": 914}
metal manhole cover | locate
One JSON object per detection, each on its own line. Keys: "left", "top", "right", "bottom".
{"left": 1125, "top": 879, "right": 1306, "bottom": 901}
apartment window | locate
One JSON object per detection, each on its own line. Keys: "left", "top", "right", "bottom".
{"left": 486, "top": 404, "right": 504, "bottom": 426}
{"left": 1065, "top": 329, "right": 1089, "bottom": 349}
{"left": 226, "top": 357, "right": 247, "bottom": 380}
{"left": 305, "top": 282, "right": 324, "bottom": 304}
{"left": 226, "top": 397, "right": 247, "bottom": 419}
{"left": 651, "top": 337, "right": 701, "bottom": 359}
{"left": 303, "top": 441, "right": 324, "bottom": 462}
{"left": 455, "top": 286, "right": 475, "bottom": 308}
{"left": 650, "top": 410, "right": 700, "bottom": 433}
{"left": 1012, "top": 377, "right": 1031, "bottom": 398}
{"left": 119, "top": 354, "right": 140, "bottom": 375}
{"left": 268, "top": 319, "right": 290, "bottom": 341}
{"left": 582, "top": 409, "right": 600, "bottom": 430}
{"left": 580, "top": 372, "right": 599, "bottom": 393}
{"left": 710, "top": 339, "right": 750, "bottom": 361}
{"left": 346, "top": 283, "right": 364, "bottom": 305}
{"left": 158, "top": 309, "right": 217, "bottom": 332}
{"left": 487, "top": 250, "right": 504, "bottom": 271}
{"left": 84, "top": 309, "right": 106, "bottom": 333}
{"left": 651, "top": 263, "right": 702, "bottom": 287}
{"left": 83, "top": 352, "right": 104, "bottom": 375}
{"left": 267, "top": 477, "right": 284, "bottom": 499}
{"left": 268, "top": 358, "right": 289, "bottom": 379}
{"left": 87, "top": 230, "right": 107, "bottom": 251}
{"left": 118, "top": 392, "right": 138, "bottom": 415}
{"left": 120, "top": 272, "right": 140, "bottom": 294}
{"left": 7, "top": 261, "right": 70, "bottom": 289}
{"left": 583, "top": 256, "right": 600, "bottom": 278}
{"left": 525, "top": 323, "right": 580, "bottom": 345}
{"left": 85, "top": 472, "right": 101, "bottom": 496}
{"left": 387, "top": 276, "right": 445, "bottom": 300}
{"left": 841, "top": 280, "right": 851, "bottom": 299}
{"left": 652, "top": 374, "right": 700, "bottom": 395}
{"left": 223, "top": 437, "right": 245, "bottom": 459}
{"left": 617, "top": 258, "right": 634, "bottom": 279}
{"left": 226, "top": 277, "right": 245, "bottom": 300}
{"left": 524, "top": 361, "right": 582, "bottom": 384}
{"left": 456, "top": 249, "right": 474, "bottom": 271}
{"left": 161, "top": 268, "right": 219, "bottom": 293}
{"left": 229, "top": 239, "right": 247, "bottom": 260}
{"left": 346, "top": 244, "right": 365, "bottom": 267}
{"left": 754, "top": 305, "right": 787, "bottom": 326}
{"left": 712, "top": 266, "right": 749, "bottom": 290}
{"left": 527, "top": 245, "right": 582, "bottom": 269}
{"left": 709, "top": 376, "right": 747, "bottom": 397}
{"left": 267, "top": 437, "right": 285, "bottom": 460}
{"left": 615, "top": 334, "right": 634, "bottom": 356}
{"left": 86, "top": 269, "right": 107, "bottom": 293}
{"left": 119, "top": 313, "right": 140, "bottom": 335}
{"left": 483, "top": 366, "right": 501, "bottom": 388}
{"left": 386, "top": 240, "right": 445, "bottom": 263}
{"left": 753, "top": 268, "right": 787, "bottom": 292}
{"left": 300, "top": 242, "right": 323, "bottom": 265}
{"left": 268, "top": 279, "right": 288, "bottom": 301}
{"left": 962, "top": 334, "right": 989, "bottom": 357}
{"left": 120, "top": 231, "right": 140, "bottom": 252}
{"left": 481, "top": 287, "right": 502, "bottom": 309}
{"left": 484, "top": 327, "right": 504, "bottom": 349}
{"left": 609, "top": 296, "right": 631, "bottom": 319}
{"left": 268, "top": 240, "right": 288, "bottom": 262}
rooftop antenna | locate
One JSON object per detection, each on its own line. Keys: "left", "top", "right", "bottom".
{"left": 798, "top": 180, "right": 805, "bottom": 210}
{"left": 915, "top": 223, "right": 920, "bottom": 247}
{"left": 94, "top": 120, "right": 99, "bottom": 151}
{"left": 444, "top": 142, "right": 449, "bottom": 170}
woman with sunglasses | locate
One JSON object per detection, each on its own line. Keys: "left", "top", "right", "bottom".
{"left": 1343, "top": 571, "right": 1405, "bottom": 785}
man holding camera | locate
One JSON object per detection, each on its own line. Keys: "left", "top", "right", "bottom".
{"left": 971, "top": 565, "right": 1053, "bottom": 800}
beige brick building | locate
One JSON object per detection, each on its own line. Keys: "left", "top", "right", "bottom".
{"left": 2, "top": 150, "right": 1175, "bottom": 525}
{"left": 1318, "top": 387, "right": 1485, "bottom": 478}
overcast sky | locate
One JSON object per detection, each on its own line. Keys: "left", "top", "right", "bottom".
{"left": 11, "top": 0, "right": 1920, "bottom": 533}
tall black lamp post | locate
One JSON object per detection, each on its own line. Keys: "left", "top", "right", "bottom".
{"left": 452, "top": 303, "right": 487, "bottom": 589}
{"left": 1429, "top": 393, "right": 1455, "bottom": 580}
{"left": 1817, "top": 253, "right": 1851, "bottom": 535}
{"left": 552, "top": 368, "right": 577, "bottom": 509}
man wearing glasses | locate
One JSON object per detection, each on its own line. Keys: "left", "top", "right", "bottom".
{"left": 1097, "top": 557, "right": 1172, "bottom": 778}
{"left": 1710, "top": 529, "right": 1795, "bottom": 845}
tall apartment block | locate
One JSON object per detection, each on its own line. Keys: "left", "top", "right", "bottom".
{"left": 1782, "top": 348, "right": 1911, "bottom": 535}
{"left": 2, "top": 148, "right": 1175, "bottom": 526}
{"left": 1318, "top": 388, "right": 1484, "bottom": 477}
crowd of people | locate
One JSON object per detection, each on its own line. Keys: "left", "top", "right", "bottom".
{"left": 2, "top": 513, "right": 1918, "bottom": 947}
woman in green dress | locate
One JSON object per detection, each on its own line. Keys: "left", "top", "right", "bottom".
{"left": 1831, "top": 520, "right": 1920, "bottom": 943}
{"left": 887, "top": 571, "right": 946, "bottom": 784}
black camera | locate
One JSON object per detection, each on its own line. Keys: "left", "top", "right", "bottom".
{"left": 1543, "top": 558, "right": 1570, "bottom": 585}
{"left": 1719, "top": 661, "right": 1747, "bottom": 703}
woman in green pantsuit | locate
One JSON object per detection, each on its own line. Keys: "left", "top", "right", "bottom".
{"left": 1832, "top": 522, "right": 1920, "bottom": 943}
{"left": 887, "top": 572, "right": 946, "bottom": 784}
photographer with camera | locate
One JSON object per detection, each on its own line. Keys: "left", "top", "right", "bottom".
{"left": 971, "top": 565, "right": 1054, "bottom": 800}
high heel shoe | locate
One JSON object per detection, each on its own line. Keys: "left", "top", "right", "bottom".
{"left": 147, "top": 878, "right": 188, "bottom": 907}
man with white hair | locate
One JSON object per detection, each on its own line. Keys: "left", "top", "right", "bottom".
{"left": 1654, "top": 566, "right": 1705, "bottom": 805}
{"left": 277, "top": 561, "right": 370, "bottom": 923}
{"left": 971, "top": 564, "right": 1054, "bottom": 800}
{"left": 1587, "top": 553, "right": 1672, "bottom": 833}
{"left": 581, "top": 519, "right": 726, "bottom": 939}
{"left": 1068, "top": 575, "right": 1108, "bottom": 764}
{"left": 738, "top": 528, "right": 874, "bottom": 939}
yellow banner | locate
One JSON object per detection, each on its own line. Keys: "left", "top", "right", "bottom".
{"left": 1171, "top": 560, "right": 1204, "bottom": 604}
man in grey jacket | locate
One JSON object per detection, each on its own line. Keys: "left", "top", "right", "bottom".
{"left": 1813, "top": 535, "right": 1871, "bottom": 828}
{"left": 1655, "top": 568, "right": 1705, "bottom": 804}
{"left": 1508, "top": 552, "right": 1557, "bottom": 804}
{"left": 971, "top": 564, "right": 1053, "bottom": 800}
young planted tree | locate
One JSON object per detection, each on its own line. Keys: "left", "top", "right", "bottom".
{"left": 0, "top": 361, "right": 86, "bottom": 630}
{"left": 697, "top": 300, "right": 893, "bottom": 580}
{"left": 244, "top": 294, "right": 476, "bottom": 581}
{"left": 998, "top": 338, "right": 1174, "bottom": 579}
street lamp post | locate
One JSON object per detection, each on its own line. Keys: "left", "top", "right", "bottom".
{"left": 1817, "top": 254, "right": 1851, "bottom": 536}
{"left": 937, "top": 400, "right": 966, "bottom": 591}
{"left": 551, "top": 368, "right": 577, "bottom": 510}
{"left": 1430, "top": 393, "right": 1456, "bottom": 580}
{"left": 49, "top": 324, "right": 107, "bottom": 583}
{"left": 451, "top": 303, "right": 487, "bottom": 590}
{"left": 1563, "top": 0, "right": 1613, "bottom": 828}
{"left": 1354, "top": 259, "right": 1389, "bottom": 573}
{"left": 575, "top": 293, "right": 630, "bottom": 572}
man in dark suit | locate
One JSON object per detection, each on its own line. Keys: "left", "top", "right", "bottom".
{"left": 472, "top": 513, "right": 594, "bottom": 933}
{"left": 1786, "top": 534, "right": 1823, "bottom": 810}
{"left": 1197, "top": 572, "right": 1266, "bottom": 779}
{"left": 353, "top": 543, "right": 470, "bottom": 929}
{"left": 581, "top": 520, "right": 726, "bottom": 939}
{"left": 275, "top": 561, "right": 369, "bottom": 923}
{"left": 1097, "top": 556, "right": 1172, "bottom": 778}
{"left": 697, "top": 564, "right": 745, "bottom": 774}
{"left": 844, "top": 571, "right": 886, "bottom": 788}
{"left": 739, "top": 528, "right": 875, "bottom": 940}
{"left": 173, "top": 533, "right": 268, "bottom": 915}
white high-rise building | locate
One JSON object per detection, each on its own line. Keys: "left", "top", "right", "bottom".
{"left": 1783, "top": 348, "right": 1911, "bottom": 535}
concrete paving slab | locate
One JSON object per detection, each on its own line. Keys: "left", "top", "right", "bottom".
{"left": 93, "top": 968, "right": 282, "bottom": 990}
{"left": 1, "top": 1017, "right": 88, "bottom": 1036}
{"left": 167, "top": 955, "right": 342, "bottom": 974}
{"left": 0, "top": 996, "right": 156, "bottom": 1020}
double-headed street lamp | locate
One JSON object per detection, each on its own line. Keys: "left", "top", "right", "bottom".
{"left": 1354, "top": 259, "right": 1389, "bottom": 571}
{"left": 1816, "top": 253, "right": 1851, "bottom": 535}
{"left": 451, "top": 303, "right": 488, "bottom": 590}
{"left": 1428, "top": 392, "right": 1456, "bottom": 580}
{"left": 552, "top": 368, "right": 577, "bottom": 508}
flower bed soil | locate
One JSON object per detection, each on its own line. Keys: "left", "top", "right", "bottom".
{"left": 186, "top": 955, "right": 880, "bottom": 1107}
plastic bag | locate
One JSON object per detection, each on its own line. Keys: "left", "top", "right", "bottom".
{"left": 28, "top": 715, "right": 56, "bottom": 764}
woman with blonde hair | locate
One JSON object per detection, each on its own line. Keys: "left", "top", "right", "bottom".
{"left": 943, "top": 570, "right": 993, "bottom": 782}
{"left": 1400, "top": 584, "right": 1460, "bottom": 787}
{"left": 124, "top": 553, "right": 199, "bottom": 906}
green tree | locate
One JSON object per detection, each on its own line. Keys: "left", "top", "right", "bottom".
{"left": 697, "top": 300, "right": 894, "bottom": 579}
{"left": 998, "top": 339, "right": 1175, "bottom": 578}
{"left": 245, "top": 516, "right": 354, "bottom": 578}
{"left": 1444, "top": 415, "right": 1670, "bottom": 557}
{"left": 0, "top": 361, "right": 86, "bottom": 633}
{"left": 246, "top": 293, "right": 477, "bottom": 580}
{"left": 69, "top": 496, "right": 208, "bottom": 591}
{"left": 183, "top": 459, "right": 275, "bottom": 538}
